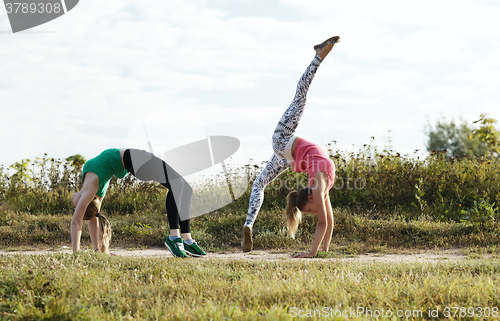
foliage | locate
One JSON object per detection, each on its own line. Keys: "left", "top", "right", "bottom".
{"left": 328, "top": 141, "right": 500, "bottom": 225}
{"left": 1, "top": 144, "right": 500, "bottom": 226}
{"left": 471, "top": 113, "right": 500, "bottom": 156}
{"left": 425, "top": 116, "right": 489, "bottom": 156}
{"left": 65, "top": 154, "right": 86, "bottom": 172}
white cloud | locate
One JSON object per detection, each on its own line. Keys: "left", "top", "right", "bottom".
{"left": 282, "top": 0, "right": 500, "bottom": 62}
{"left": 310, "top": 96, "right": 379, "bottom": 106}
{"left": 418, "top": 102, "right": 446, "bottom": 110}
{"left": 343, "top": 70, "right": 424, "bottom": 94}
{"left": 428, "top": 86, "right": 480, "bottom": 101}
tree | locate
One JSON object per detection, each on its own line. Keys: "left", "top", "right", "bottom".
{"left": 425, "top": 116, "right": 489, "bottom": 156}
{"left": 66, "top": 154, "right": 86, "bottom": 172}
{"left": 471, "top": 114, "right": 500, "bottom": 156}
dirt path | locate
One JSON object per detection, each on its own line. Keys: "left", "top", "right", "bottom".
{"left": 0, "top": 247, "right": 467, "bottom": 263}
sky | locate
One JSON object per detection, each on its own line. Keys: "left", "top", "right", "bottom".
{"left": 1, "top": 0, "right": 499, "bottom": 175}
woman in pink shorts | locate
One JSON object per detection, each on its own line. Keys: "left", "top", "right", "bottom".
{"left": 242, "top": 36, "right": 339, "bottom": 258}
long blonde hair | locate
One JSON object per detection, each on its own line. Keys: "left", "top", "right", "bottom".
{"left": 284, "top": 187, "right": 311, "bottom": 238}
{"left": 83, "top": 197, "right": 112, "bottom": 254}
{"left": 97, "top": 214, "right": 112, "bottom": 254}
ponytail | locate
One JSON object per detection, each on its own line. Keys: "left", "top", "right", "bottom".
{"left": 97, "top": 214, "right": 112, "bottom": 254}
{"left": 285, "top": 191, "right": 301, "bottom": 238}
{"left": 284, "top": 187, "right": 311, "bottom": 239}
{"left": 83, "top": 197, "right": 112, "bottom": 254}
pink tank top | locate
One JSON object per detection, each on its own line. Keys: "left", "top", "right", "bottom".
{"left": 293, "top": 137, "right": 335, "bottom": 189}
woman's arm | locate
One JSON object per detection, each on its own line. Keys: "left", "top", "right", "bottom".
{"left": 309, "top": 172, "right": 330, "bottom": 256}
{"left": 321, "top": 197, "right": 334, "bottom": 252}
{"left": 293, "top": 171, "right": 330, "bottom": 258}
{"left": 87, "top": 211, "right": 101, "bottom": 251}
{"left": 71, "top": 173, "right": 99, "bottom": 252}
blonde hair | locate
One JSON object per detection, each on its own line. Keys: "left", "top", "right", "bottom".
{"left": 83, "top": 197, "right": 112, "bottom": 254}
{"left": 97, "top": 214, "right": 112, "bottom": 254}
{"left": 284, "top": 187, "right": 311, "bottom": 238}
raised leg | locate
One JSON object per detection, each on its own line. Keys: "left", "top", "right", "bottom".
{"left": 271, "top": 55, "right": 323, "bottom": 157}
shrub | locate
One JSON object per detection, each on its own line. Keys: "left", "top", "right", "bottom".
{"left": 1, "top": 146, "right": 499, "bottom": 224}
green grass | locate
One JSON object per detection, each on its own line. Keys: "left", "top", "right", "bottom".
{"left": 2, "top": 205, "right": 500, "bottom": 255}
{"left": 1, "top": 252, "right": 499, "bottom": 320}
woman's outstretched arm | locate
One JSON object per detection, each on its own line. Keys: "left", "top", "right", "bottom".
{"left": 71, "top": 173, "right": 99, "bottom": 251}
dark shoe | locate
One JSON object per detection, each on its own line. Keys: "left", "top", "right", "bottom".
{"left": 241, "top": 225, "right": 253, "bottom": 252}
{"left": 314, "top": 36, "right": 340, "bottom": 52}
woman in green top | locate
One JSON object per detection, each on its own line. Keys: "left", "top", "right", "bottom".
{"left": 71, "top": 148, "right": 206, "bottom": 258}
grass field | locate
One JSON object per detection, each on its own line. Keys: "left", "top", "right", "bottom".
{"left": 1, "top": 251, "right": 500, "bottom": 320}
{"left": 2, "top": 207, "right": 500, "bottom": 320}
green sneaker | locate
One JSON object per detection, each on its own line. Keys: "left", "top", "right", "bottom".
{"left": 183, "top": 240, "right": 207, "bottom": 257}
{"left": 164, "top": 237, "right": 188, "bottom": 258}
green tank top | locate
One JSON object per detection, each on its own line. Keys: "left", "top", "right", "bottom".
{"left": 82, "top": 148, "right": 129, "bottom": 197}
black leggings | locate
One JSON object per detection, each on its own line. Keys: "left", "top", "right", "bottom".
{"left": 123, "top": 149, "right": 191, "bottom": 233}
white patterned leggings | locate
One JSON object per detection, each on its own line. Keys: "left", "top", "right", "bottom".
{"left": 244, "top": 55, "right": 323, "bottom": 227}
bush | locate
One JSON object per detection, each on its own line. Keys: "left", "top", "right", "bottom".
{"left": 1, "top": 146, "right": 499, "bottom": 225}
